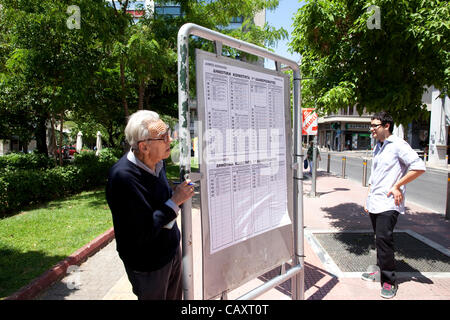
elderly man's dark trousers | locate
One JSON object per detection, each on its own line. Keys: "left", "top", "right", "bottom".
{"left": 124, "top": 246, "right": 182, "bottom": 300}
{"left": 369, "top": 210, "right": 400, "bottom": 286}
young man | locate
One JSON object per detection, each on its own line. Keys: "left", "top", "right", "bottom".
{"left": 106, "top": 110, "right": 194, "bottom": 300}
{"left": 362, "top": 111, "right": 425, "bottom": 299}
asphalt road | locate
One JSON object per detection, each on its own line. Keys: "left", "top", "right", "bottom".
{"left": 315, "top": 151, "right": 448, "bottom": 215}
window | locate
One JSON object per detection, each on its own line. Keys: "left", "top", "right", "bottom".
{"left": 155, "top": 5, "right": 182, "bottom": 17}
{"left": 230, "top": 16, "right": 244, "bottom": 23}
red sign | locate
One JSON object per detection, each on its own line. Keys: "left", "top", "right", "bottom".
{"left": 127, "top": 10, "right": 145, "bottom": 17}
{"left": 302, "top": 108, "right": 318, "bottom": 135}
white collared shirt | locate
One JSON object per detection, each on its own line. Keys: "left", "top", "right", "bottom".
{"left": 127, "top": 150, "right": 180, "bottom": 228}
{"left": 366, "top": 135, "right": 426, "bottom": 214}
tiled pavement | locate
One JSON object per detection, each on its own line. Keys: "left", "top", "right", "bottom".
{"left": 35, "top": 169, "right": 450, "bottom": 300}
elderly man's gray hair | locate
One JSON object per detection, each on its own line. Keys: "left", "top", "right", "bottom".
{"left": 125, "top": 110, "right": 160, "bottom": 150}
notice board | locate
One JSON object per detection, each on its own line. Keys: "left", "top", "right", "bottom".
{"left": 195, "top": 49, "right": 294, "bottom": 299}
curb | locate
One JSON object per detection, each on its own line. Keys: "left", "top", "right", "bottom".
{"left": 5, "top": 227, "right": 115, "bottom": 300}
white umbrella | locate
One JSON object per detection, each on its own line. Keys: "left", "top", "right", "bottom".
{"left": 96, "top": 131, "right": 102, "bottom": 156}
{"left": 393, "top": 124, "right": 404, "bottom": 139}
{"left": 76, "top": 131, "right": 83, "bottom": 153}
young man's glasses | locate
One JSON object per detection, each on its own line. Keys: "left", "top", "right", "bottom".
{"left": 370, "top": 123, "right": 383, "bottom": 129}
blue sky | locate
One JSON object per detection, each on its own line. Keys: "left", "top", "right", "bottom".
{"left": 264, "top": 0, "right": 305, "bottom": 69}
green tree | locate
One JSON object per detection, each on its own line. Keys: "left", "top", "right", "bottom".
{"left": 0, "top": 0, "right": 121, "bottom": 157}
{"left": 1, "top": 0, "right": 289, "bottom": 156}
{"left": 85, "top": 0, "right": 289, "bottom": 142}
{"left": 143, "top": 0, "right": 288, "bottom": 102}
{"left": 290, "top": 0, "right": 449, "bottom": 124}
{"left": 125, "top": 23, "right": 177, "bottom": 110}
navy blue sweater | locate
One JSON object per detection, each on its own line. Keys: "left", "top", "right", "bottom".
{"left": 106, "top": 155, "right": 180, "bottom": 272}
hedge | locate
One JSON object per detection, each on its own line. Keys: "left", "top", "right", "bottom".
{"left": 0, "top": 149, "right": 120, "bottom": 215}
{"left": 0, "top": 151, "right": 56, "bottom": 172}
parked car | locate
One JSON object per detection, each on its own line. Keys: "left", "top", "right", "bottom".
{"left": 56, "top": 145, "right": 77, "bottom": 159}
{"left": 67, "top": 145, "right": 77, "bottom": 156}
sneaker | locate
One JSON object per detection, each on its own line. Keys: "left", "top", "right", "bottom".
{"left": 380, "top": 282, "right": 397, "bottom": 299}
{"left": 361, "top": 271, "right": 379, "bottom": 282}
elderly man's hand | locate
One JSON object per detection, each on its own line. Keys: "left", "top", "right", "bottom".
{"left": 171, "top": 180, "right": 195, "bottom": 206}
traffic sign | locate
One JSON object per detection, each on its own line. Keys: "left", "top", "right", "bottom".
{"left": 302, "top": 108, "right": 318, "bottom": 135}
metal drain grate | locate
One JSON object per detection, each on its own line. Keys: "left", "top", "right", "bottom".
{"left": 313, "top": 232, "right": 450, "bottom": 273}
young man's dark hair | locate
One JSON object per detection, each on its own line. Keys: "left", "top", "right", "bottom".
{"left": 371, "top": 111, "right": 394, "bottom": 134}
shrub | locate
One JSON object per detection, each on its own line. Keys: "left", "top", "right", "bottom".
{"left": 99, "top": 147, "right": 123, "bottom": 160}
{"left": 0, "top": 152, "right": 55, "bottom": 171}
{"left": 0, "top": 149, "right": 119, "bottom": 216}
{"left": 73, "top": 149, "right": 118, "bottom": 189}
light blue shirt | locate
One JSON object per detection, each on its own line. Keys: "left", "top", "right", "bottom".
{"left": 366, "top": 135, "right": 426, "bottom": 214}
{"left": 127, "top": 150, "right": 180, "bottom": 228}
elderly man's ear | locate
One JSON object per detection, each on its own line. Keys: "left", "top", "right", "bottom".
{"left": 138, "top": 142, "right": 147, "bottom": 153}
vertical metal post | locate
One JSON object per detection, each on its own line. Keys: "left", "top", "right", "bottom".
{"left": 214, "top": 40, "right": 222, "bottom": 57}
{"left": 341, "top": 156, "right": 346, "bottom": 178}
{"left": 310, "top": 135, "right": 317, "bottom": 197}
{"left": 446, "top": 172, "right": 450, "bottom": 220}
{"left": 178, "top": 29, "right": 194, "bottom": 300}
{"left": 292, "top": 70, "right": 305, "bottom": 300}
{"left": 362, "top": 158, "right": 368, "bottom": 187}
{"left": 327, "top": 152, "right": 330, "bottom": 173}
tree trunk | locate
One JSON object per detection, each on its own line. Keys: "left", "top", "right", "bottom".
{"left": 35, "top": 116, "right": 48, "bottom": 155}
{"left": 120, "top": 58, "right": 129, "bottom": 120}
{"left": 49, "top": 114, "right": 58, "bottom": 164}
{"left": 145, "top": 85, "right": 151, "bottom": 109}
{"left": 138, "top": 79, "right": 145, "bottom": 110}
{"left": 59, "top": 111, "right": 64, "bottom": 166}
{"left": 107, "top": 122, "right": 115, "bottom": 148}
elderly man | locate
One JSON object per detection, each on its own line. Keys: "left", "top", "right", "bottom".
{"left": 106, "top": 110, "right": 194, "bottom": 300}
{"left": 363, "top": 111, "right": 425, "bottom": 299}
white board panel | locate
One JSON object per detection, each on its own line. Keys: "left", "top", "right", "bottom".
{"left": 196, "top": 49, "right": 294, "bottom": 300}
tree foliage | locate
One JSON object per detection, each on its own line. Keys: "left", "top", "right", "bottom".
{"left": 0, "top": 0, "right": 288, "bottom": 155}
{"left": 290, "top": 0, "right": 449, "bottom": 124}
{"left": 0, "top": 0, "right": 122, "bottom": 154}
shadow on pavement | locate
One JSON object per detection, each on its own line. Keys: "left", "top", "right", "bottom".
{"left": 311, "top": 231, "right": 445, "bottom": 288}
{"left": 314, "top": 187, "right": 351, "bottom": 197}
{"left": 37, "top": 275, "right": 82, "bottom": 300}
{"left": 258, "top": 262, "right": 339, "bottom": 300}
{"left": 320, "top": 202, "right": 371, "bottom": 230}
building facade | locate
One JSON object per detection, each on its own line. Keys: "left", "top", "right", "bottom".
{"left": 423, "top": 86, "right": 450, "bottom": 166}
{"left": 317, "top": 106, "right": 372, "bottom": 151}
{"left": 315, "top": 86, "right": 449, "bottom": 167}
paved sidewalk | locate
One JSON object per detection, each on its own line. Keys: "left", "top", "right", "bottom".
{"left": 36, "top": 170, "right": 450, "bottom": 300}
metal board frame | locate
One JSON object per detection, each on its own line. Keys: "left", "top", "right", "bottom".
{"left": 178, "top": 23, "right": 305, "bottom": 300}
{"left": 195, "top": 49, "right": 294, "bottom": 300}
